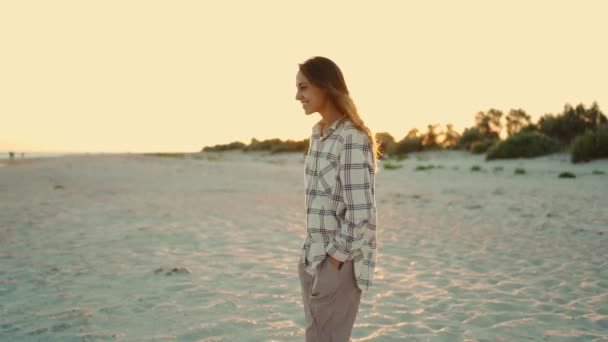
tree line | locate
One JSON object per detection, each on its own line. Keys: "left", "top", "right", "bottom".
{"left": 202, "top": 101, "right": 607, "bottom": 163}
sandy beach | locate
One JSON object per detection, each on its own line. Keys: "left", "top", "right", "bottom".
{"left": 1, "top": 151, "right": 607, "bottom": 341}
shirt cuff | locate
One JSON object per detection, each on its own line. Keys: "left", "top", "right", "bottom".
{"left": 325, "top": 241, "right": 349, "bottom": 262}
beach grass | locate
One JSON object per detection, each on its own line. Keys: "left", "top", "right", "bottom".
{"left": 592, "top": 170, "right": 605, "bottom": 175}
{"left": 415, "top": 165, "right": 435, "bottom": 171}
{"left": 471, "top": 165, "right": 482, "bottom": 172}
{"left": 383, "top": 162, "right": 402, "bottom": 170}
{"left": 558, "top": 172, "right": 576, "bottom": 178}
{"left": 514, "top": 168, "right": 526, "bottom": 175}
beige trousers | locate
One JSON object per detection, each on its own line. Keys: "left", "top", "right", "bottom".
{"left": 298, "top": 258, "right": 362, "bottom": 342}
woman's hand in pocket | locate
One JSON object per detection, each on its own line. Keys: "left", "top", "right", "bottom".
{"left": 326, "top": 254, "right": 343, "bottom": 270}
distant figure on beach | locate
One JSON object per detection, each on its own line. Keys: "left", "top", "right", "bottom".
{"left": 295, "top": 56, "right": 379, "bottom": 341}
{"left": 9, "top": 151, "right": 14, "bottom": 159}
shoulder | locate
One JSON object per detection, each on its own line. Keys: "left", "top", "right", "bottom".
{"left": 340, "top": 119, "right": 370, "bottom": 146}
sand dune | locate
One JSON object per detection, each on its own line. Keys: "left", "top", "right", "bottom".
{"left": 0, "top": 151, "right": 606, "bottom": 341}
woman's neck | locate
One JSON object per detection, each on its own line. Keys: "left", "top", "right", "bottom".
{"left": 318, "top": 104, "right": 344, "bottom": 133}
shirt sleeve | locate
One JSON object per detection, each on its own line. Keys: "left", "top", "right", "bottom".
{"left": 325, "top": 132, "right": 375, "bottom": 262}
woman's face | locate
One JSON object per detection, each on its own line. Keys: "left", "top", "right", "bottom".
{"left": 295, "top": 71, "right": 327, "bottom": 115}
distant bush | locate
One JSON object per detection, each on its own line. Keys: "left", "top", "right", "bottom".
{"left": 592, "top": 170, "right": 605, "bottom": 175}
{"left": 202, "top": 141, "right": 246, "bottom": 152}
{"left": 471, "top": 165, "right": 482, "bottom": 172}
{"left": 269, "top": 139, "right": 310, "bottom": 153}
{"left": 558, "top": 172, "right": 576, "bottom": 178}
{"left": 144, "top": 153, "right": 186, "bottom": 158}
{"left": 202, "top": 138, "right": 309, "bottom": 154}
{"left": 456, "top": 127, "right": 484, "bottom": 150}
{"left": 244, "top": 138, "right": 283, "bottom": 152}
{"left": 486, "top": 132, "right": 561, "bottom": 160}
{"left": 570, "top": 125, "right": 608, "bottom": 163}
{"left": 470, "top": 140, "right": 496, "bottom": 154}
{"left": 376, "top": 132, "right": 396, "bottom": 159}
{"left": 519, "top": 124, "right": 539, "bottom": 134}
{"left": 238, "top": 138, "right": 309, "bottom": 154}
{"left": 391, "top": 137, "right": 423, "bottom": 156}
{"left": 514, "top": 168, "right": 526, "bottom": 175}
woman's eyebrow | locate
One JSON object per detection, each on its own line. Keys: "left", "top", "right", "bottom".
{"left": 297, "top": 82, "right": 307, "bottom": 87}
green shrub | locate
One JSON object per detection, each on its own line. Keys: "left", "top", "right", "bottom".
{"left": 415, "top": 165, "right": 434, "bottom": 171}
{"left": 376, "top": 132, "right": 396, "bottom": 158}
{"left": 457, "top": 127, "right": 484, "bottom": 150}
{"left": 493, "top": 166, "right": 504, "bottom": 172}
{"left": 202, "top": 141, "right": 246, "bottom": 152}
{"left": 391, "top": 137, "right": 423, "bottom": 156}
{"left": 571, "top": 125, "right": 608, "bottom": 163}
{"left": 592, "top": 170, "right": 605, "bottom": 175}
{"left": 234, "top": 138, "right": 310, "bottom": 154}
{"left": 538, "top": 102, "right": 607, "bottom": 145}
{"left": 514, "top": 168, "right": 526, "bottom": 175}
{"left": 519, "top": 124, "right": 539, "bottom": 134}
{"left": 471, "top": 165, "right": 482, "bottom": 172}
{"left": 558, "top": 172, "right": 576, "bottom": 178}
{"left": 244, "top": 138, "right": 281, "bottom": 152}
{"left": 383, "top": 162, "right": 402, "bottom": 170}
{"left": 471, "top": 140, "right": 496, "bottom": 154}
{"left": 270, "top": 140, "right": 309, "bottom": 153}
{"left": 486, "top": 132, "right": 561, "bottom": 160}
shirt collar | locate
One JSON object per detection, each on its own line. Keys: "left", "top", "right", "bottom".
{"left": 313, "top": 116, "right": 347, "bottom": 140}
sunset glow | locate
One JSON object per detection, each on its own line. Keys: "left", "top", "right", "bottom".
{"left": 1, "top": 0, "right": 606, "bottom": 153}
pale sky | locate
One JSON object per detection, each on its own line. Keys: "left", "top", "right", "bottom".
{"left": 1, "top": 0, "right": 606, "bottom": 153}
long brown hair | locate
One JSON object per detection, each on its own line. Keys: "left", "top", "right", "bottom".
{"left": 298, "top": 56, "right": 379, "bottom": 170}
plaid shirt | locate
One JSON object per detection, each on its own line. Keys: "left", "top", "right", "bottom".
{"left": 301, "top": 117, "right": 378, "bottom": 291}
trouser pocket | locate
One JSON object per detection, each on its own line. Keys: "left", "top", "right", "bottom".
{"left": 311, "top": 259, "right": 340, "bottom": 299}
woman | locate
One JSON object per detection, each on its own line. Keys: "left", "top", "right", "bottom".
{"left": 295, "top": 56, "right": 379, "bottom": 342}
